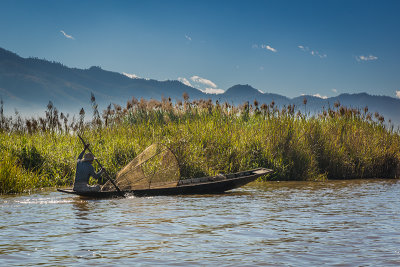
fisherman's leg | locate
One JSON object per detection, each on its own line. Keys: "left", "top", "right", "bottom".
{"left": 73, "top": 184, "right": 100, "bottom": 192}
{"left": 87, "top": 185, "right": 100, "bottom": 192}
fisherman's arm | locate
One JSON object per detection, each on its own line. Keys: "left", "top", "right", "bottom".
{"left": 90, "top": 165, "right": 104, "bottom": 180}
{"left": 77, "top": 150, "right": 85, "bottom": 160}
{"left": 77, "top": 143, "right": 90, "bottom": 160}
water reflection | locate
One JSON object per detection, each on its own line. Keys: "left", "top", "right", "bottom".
{"left": 72, "top": 199, "right": 90, "bottom": 220}
{"left": 0, "top": 180, "right": 400, "bottom": 266}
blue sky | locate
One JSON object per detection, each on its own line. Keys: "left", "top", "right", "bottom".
{"left": 1, "top": 0, "right": 400, "bottom": 98}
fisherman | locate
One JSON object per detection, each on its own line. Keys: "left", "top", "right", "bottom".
{"left": 73, "top": 143, "right": 104, "bottom": 192}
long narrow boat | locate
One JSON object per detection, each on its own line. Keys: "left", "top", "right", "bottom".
{"left": 57, "top": 168, "right": 272, "bottom": 198}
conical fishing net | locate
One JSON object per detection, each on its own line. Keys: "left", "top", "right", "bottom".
{"left": 101, "top": 143, "right": 180, "bottom": 191}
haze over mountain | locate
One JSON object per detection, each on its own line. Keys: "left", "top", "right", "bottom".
{"left": 1, "top": 47, "right": 399, "bottom": 124}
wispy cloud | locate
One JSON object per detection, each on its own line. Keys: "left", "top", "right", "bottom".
{"left": 298, "top": 45, "right": 307, "bottom": 51}
{"left": 178, "top": 77, "right": 193, "bottom": 87}
{"left": 396, "top": 90, "right": 400, "bottom": 99}
{"left": 122, "top": 72, "right": 150, "bottom": 80}
{"left": 202, "top": 88, "right": 225, "bottom": 94}
{"left": 185, "top": 35, "right": 192, "bottom": 41}
{"left": 261, "top": 44, "right": 277, "bottom": 53}
{"left": 252, "top": 44, "right": 277, "bottom": 53}
{"left": 313, "top": 93, "right": 328, "bottom": 99}
{"left": 178, "top": 75, "right": 224, "bottom": 94}
{"left": 123, "top": 72, "right": 139, "bottom": 79}
{"left": 356, "top": 55, "right": 378, "bottom": 62}
{"left": 332, "top": 88, "right": 338, "bottom": 93}
{"left": 60, "top": 30, "right": 74, "bottom": 40}
{"left": 298, "top": 45, "right": 327, "bottom": 58}
{"left": 190, "top": 75, "right": 217, "bottom": 88}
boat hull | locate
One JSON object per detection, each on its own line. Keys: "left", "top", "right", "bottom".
{"left": 57, "top": 168, "right": 272, "bottom": 198}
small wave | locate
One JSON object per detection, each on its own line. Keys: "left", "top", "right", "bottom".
{"left": 16, "top": 198, "right": 75, "bottom": 205}
{"left": 124, "top": 193, "right": 138, "bottom": 199}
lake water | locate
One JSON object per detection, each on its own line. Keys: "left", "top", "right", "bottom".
{"left": 1, "top": 180, "right": 400, "bottom": 266}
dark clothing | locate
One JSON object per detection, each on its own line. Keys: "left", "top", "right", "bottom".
{"left": 73, "top": 150, "right": 102, "bottom": 192}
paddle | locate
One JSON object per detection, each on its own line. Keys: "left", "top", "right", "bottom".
{"left": 77, "top": 134, "right": 125, "bottom": 197}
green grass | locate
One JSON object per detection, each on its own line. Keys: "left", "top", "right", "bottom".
{"left": 1, "top": 96, "right": 399, "bottom": 193}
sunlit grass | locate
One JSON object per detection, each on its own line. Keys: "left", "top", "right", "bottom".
{"left": 1, "top": 95, "right": 399, "bottom": 193}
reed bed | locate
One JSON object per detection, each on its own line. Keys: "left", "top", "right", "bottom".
{"left": 1, "top": 94, "right": 399, "bottom": 193}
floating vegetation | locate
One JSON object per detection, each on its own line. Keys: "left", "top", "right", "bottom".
{"left": 1, "top": 94, "right": 399, "bottom": 193}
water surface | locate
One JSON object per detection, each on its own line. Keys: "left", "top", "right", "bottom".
{"left": 1, "top": 179, "right": 400, "bottom": 266}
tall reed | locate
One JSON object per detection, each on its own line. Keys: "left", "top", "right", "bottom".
{"left": 1, "top": 94, "right": 399, "bottom": 193}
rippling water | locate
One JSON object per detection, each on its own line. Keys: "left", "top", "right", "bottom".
{"left": 1, "top": 180, "right": 400, "bottom": 266}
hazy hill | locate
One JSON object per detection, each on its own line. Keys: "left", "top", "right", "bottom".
{"left": 0, "top": 47, "right": 203, "bottom": 114}
{"left": 1, "top": 47, "right": 399, "bottom": 124}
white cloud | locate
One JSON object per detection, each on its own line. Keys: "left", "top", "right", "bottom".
{"left": 332, "top": 88, "right": 338, "bottom": 93}
{"left": 396, "top": 90, "right": 400, "bottom": 99}
{"left": 253, "top": 44, "right": 277, "bottom": 52}
{"left": 123, "top": 72, "right": 139, "bottom": 79}
{"left": 298, "top": 45, "right": 326, "bottom": 58}
{"left": 178, "top": 77, "right": 193, "bottom": 87}
{"left": 178, "top": 75, "right": 224, "bottom": 94}
{"left": 190, "top": 75, "right": 217, "bottom": 88}
{"left": 202, "top": 88, "right": 225, "bottom": 94}
{"left": 298, "top": 45, "right": 307, "bottom": 51}
{"left": 311, "top": 50, "right": 327, "bottom": 58}
{"left": 313, "top": 93, "right": 328, "bottom": 99}
{"left": 185, "top": 35, "right": 192, "bottom": 41}
{"left": 298, "top": 45, "right": 310, "bottom": 52}
{"left": 356, "top": 55, "right": 378, "bottom": 62}
{"left": 261, "top": 44, "right": 277, "bottom": 53}
{"left": 122, "top": 72, "right": 150, "bottom": 80}
{"left": 60, "top": 30, "right": 74, "bottom": 40}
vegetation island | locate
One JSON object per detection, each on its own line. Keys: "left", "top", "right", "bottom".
{"left": 1, "top": 93, "right": 399, "bottom": 194}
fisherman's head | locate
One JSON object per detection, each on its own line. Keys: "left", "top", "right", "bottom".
{"left": 82, "top": 153, "right": 96, "bottom": 163}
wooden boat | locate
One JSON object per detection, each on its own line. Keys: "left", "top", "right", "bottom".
{"left": 57, "top": 168, "right": 272, "bottom": 198}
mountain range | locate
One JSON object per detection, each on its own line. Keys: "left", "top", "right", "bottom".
{"left": 1, "top": 47, "right": 399, "bottom": 124}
